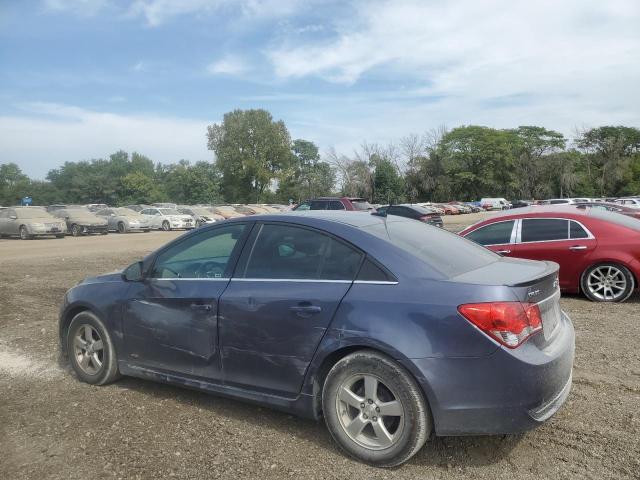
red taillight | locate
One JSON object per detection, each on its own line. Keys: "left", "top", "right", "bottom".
{"left": 458, "top": 302, "right": 542, "bottom": 348}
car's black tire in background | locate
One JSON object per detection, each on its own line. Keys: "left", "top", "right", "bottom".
{"left": 19, "top": 226, "right": 32, "bottom": 240}
{"left": 66, "top": 311, "right": 120, "bottom": 385}
{"left": 71, "top": 224, "right": 81, "bottom": 237}
{"left": 162, "top": 221, "right": 171, "bottom": 231}
{"left": 55, "top": 234, "right": 65, "bottom": 239}
{"left": 322, "top": 350, "right": 431, "bottom": 467}
{"left": 581, "top": 263, "right": 635, "bottom": 303}
{"left": 117, "top": 222, "right": 126, "bottom": 233}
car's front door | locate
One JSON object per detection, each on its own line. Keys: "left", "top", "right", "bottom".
{"left": 0, "top": 208, "right": 11, "bottom": 235}
{"left": 122, "top": 223, "right": 250, "bottom": 380}
{"left": 219, "top": 222, "right": 363, "bottom": 397}
{"left": 515, "top": 218, "right": 596, "bottom": 290}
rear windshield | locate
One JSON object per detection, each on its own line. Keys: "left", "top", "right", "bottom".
{"left": 362, "top": 218, "right": 498, "bottom": 277}
{"left": 588, "top": 209, "right": 640, "bottom": 231}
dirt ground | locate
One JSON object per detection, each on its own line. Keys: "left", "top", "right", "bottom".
{"left": 1, "top": 215, "right": 639, "bottom": 479}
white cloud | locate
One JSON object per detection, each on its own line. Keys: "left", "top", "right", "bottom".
{"left": 42, "top": 0, "right": 110, "bottom": 16}
{"left": 206, "top": 55, "right": 248, "bottom": 75}
{"left": 0, "top": 103, "right": 212, "bottom": 179}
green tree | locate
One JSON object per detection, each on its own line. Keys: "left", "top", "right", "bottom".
{"left": 207, "top": 109, "right": 292, "bottom": 203}
{"left": 278, "top": 139, "right": 335, "bottom": 202}
{"left": 0, "top": 163, "right": 30, "bottom": 204}
{"left": 372, "top": 158, "right": 403, "bottom": 204}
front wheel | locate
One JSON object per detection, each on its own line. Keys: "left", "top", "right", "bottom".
{"left": 581, "top": 263, "right": 635, "bottom": 302}
{"left": 71, "top": 224, "right": 82, "bottom": 237}
{"left": 162, "top": 221, "right": 171, "bottom": 231}
{"left": 322, "top": 350, "right": 431, "bottom": 467}
{"left": 66, "top": 311, "right": 120, "bottom": 385}
{"left": 117, "top": 222, "right": 126, "bottom": 234}
{"left": 20, "top": 226, "right": 33, "bottom": 240}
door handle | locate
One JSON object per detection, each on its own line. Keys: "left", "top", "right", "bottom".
{"left": 190, "top": 303, "right": 213, "bottom": 312}
{"left": 496, "top": 250, "right": 511, "bottom": 255}
{"left": 569, "top": 245, "right": 587, "bottom": 251}
{"left": 289, "top": 304, "right": 322, "bottom": 317}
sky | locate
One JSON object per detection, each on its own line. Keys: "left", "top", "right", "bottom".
{"left": 1, "top": 0, "right": 639, "bottom": 178}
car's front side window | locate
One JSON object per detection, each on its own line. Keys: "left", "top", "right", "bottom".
{"left": 150, "top": 224, "right": 247, "bottom": 279}
{"left": 520, "top": 219, "right": 569, "bottom": 243}
{"left": 241, "top": 224, "right": 363, "bottom": 280}
{"left": 465, "top": 220, "right": 515, "bottom": 246}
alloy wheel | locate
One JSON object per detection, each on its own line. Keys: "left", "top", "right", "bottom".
{"left": 587, "top": 266, "right": 627, "bottom": 301}
{"left": 335, "top": 374, "right": 405, "bottom": 450}
{"left": 73, "top": 324, "right": 104, "bottom": 375}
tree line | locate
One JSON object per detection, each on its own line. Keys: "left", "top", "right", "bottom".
{"left": 1, "top": 108, "right": 639, "bottom": 207}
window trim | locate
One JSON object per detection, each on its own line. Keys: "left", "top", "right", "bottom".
{"left": 465, "top": 219, "right": 518, "bottom": 246}
{"left": 515, "top": 217, "right": 595, "bottom": 244}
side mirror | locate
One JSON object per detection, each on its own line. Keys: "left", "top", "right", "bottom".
{"left": 123, "top": 261, "right": 144, "bottom": 282}
{"left": 10, "top": 215, "right": 17, "bottom": 220}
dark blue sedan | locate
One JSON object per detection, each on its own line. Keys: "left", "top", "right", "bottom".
{"left": 59, "top": 211, "right": 574, "bottom": 467}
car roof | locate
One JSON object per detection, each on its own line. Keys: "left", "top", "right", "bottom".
{"left": 227, "top": 210, "right": 389, "bottom": 228}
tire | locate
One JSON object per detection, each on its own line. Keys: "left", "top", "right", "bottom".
{"left": 100, "top": 231, "right": 108, "bottom": 235}
{"left": 162, "top": 221, "right": 171, "bottom": 231}
{"left": 19, "top": 226, "right": 33, "bottom": 240}
{"left": 71, "top": 224, "right": 82, "bottom": 237}
{"left": 55, "top": 235, "right": 65, "bottom": 239}
{"left": 66, "top": 311, "right": 120, "bottom": 385}
{"left": 581, "top": 263, "right": 635, "bottom": 303}
{"left": 322, "top": 350, "right": 431, "bottom": 467}
{"left": 117, "top": 222, "right": 126, "bottom": 234}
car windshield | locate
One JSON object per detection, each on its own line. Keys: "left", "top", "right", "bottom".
{"left": 113, "top": 208, "right": 136, "bottom": 215}
{"left": 16, "top": 208, "right": 51, "bottom": 219}
{"left": 363, "top": 218, "right": 498, "bottom": 277}
{"left": 351, "top": 200, "right": 373, "bottom": 211}
{"left": 191, "top": 208, "right": 211, "bottom": 215}
{"left": 159, "top": 208, "right": 181, "bottom": 215}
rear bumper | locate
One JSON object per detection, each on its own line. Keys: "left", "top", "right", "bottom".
{"left": 405, "top": 311, "right": 575, "bottom": 436}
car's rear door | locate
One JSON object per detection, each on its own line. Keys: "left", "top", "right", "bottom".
{"left": 463, "top": 220, "right": 517, "bottom": 256}
{"left": 218, "top": 222, "right": 363, "bottom": 397}
{"left": 122, "top": 223, "right": 250, "bottom": 380}
{"left": 514, "top": 218, "right": 596, "bottom": 290}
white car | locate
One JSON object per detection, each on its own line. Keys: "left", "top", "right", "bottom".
{"left": 479, "top": 198, "right": 511, "bottom": 210}
{"left": 139, "top": 207, "right": 194, "bottom": 231}
{"left": 615, "top": 198, "right": 640, "bottom": 208}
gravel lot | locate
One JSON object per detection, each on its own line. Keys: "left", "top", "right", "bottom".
{"left": 1, "top": 214, "right": 639, "bottom": 479}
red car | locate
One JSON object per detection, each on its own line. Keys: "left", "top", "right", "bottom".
{"left": 294, "top": 197, "right": 374, "bottom": 211}
{"left": 459, "top": 206, "right": 640, "bottom": 302}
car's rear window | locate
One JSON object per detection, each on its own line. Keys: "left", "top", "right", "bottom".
{"left": 588, "top": 209, "right": 640, "bottom": 231}
{"left": 362, "top": 219, "right": 498, "bottom": 277}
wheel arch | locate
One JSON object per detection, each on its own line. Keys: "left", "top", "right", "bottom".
{"left": 308, "top": 342, "right": 437, "bottom": 422}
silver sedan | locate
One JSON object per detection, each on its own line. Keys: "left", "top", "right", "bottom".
{"left": 96, "top": 208, "right": 152, "bottom": 233}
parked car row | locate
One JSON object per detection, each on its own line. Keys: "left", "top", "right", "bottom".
{"left": 0, "top": 203, "right": 292, "bottom": 239}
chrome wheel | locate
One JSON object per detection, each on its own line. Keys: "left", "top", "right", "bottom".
{"left": 587, "top": 266, "right": 627, "bottom": 301}
{"left": 162, "top": 221, "right": 171, "bottom": 231}
{"left": 73, "top": 325, "right": 104, "bottom": 375}
{"left": 335, "top": 374, "right": 404, "bottom": 450}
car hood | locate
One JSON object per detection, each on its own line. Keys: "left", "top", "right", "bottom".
{"left": 79, "top": 271, "right": 123, "bottom": 285}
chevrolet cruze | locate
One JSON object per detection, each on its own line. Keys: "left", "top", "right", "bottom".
{"left": 59, "top": 212, "right": 574, "bottom": 467}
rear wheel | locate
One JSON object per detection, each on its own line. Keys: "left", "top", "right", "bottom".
{"left": 581, "top": 263, "right": 635, "bottom": 302}
{"left": 55, "top": 234, "right": 65, "bottom": 239}
{"left": 162, "top": 220, "right": 171, "bottom": 231}
{"left": 322, "top": 350, "right": 431, "bottom": 467}
{"left": 66, "top": 311, "right": 120, "bottom": 385}
{"left": 117, "top": 222, "right": 126, "bottom": 233}
{"left": 71, "top": 224, "right": 82, "bottom": 237}
{"left": 19, "top": 226, "right": 32, "bottom": 240}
